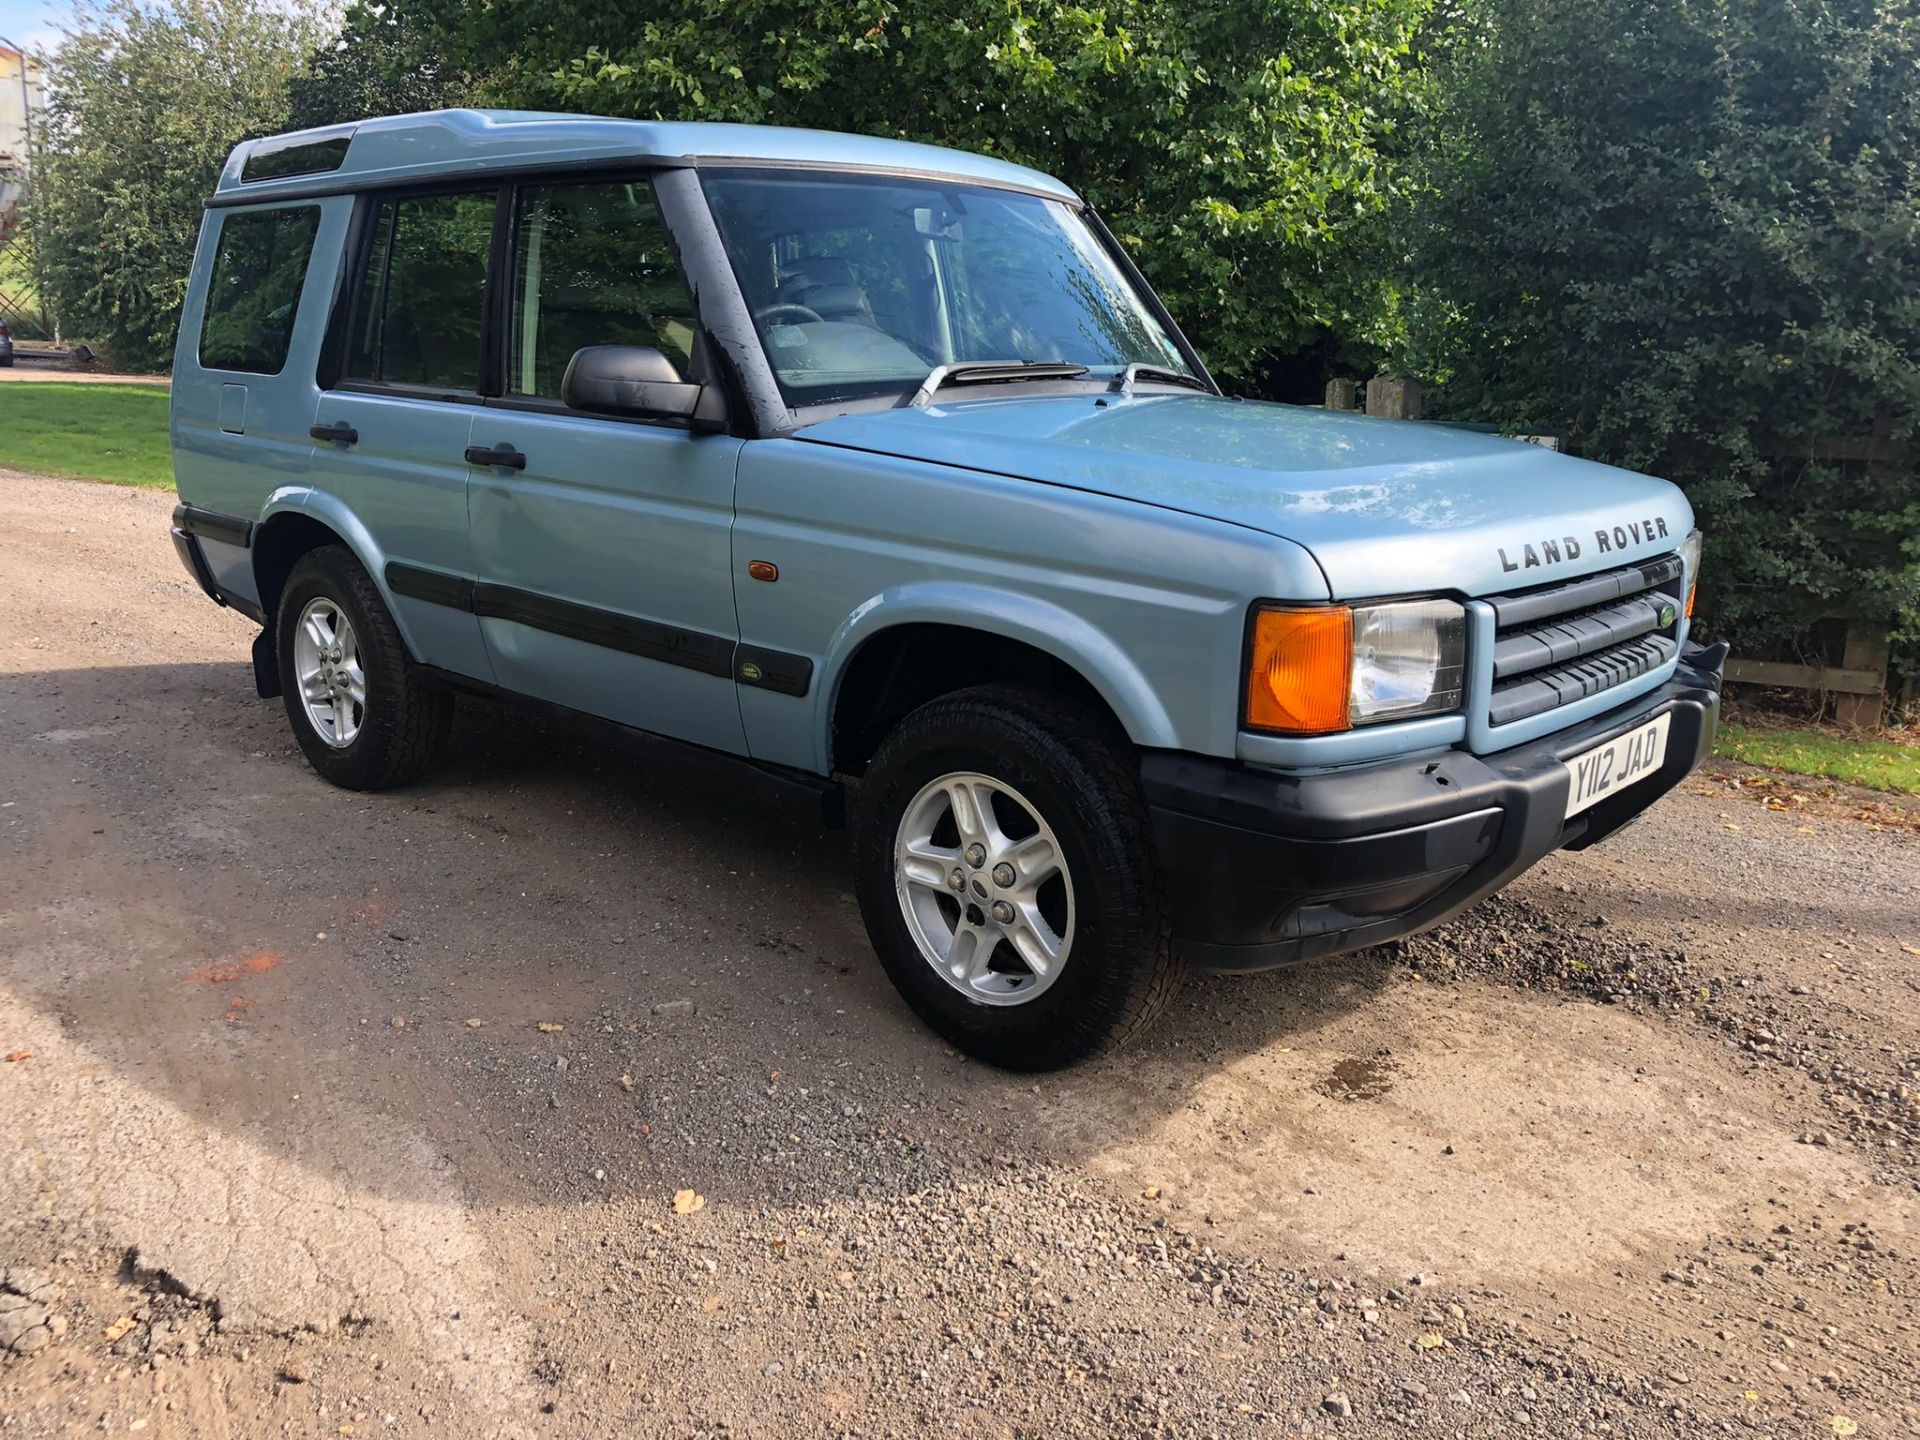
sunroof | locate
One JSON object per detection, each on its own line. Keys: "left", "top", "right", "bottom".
{"left": 241, "top": 136, "right": 352, "bottom": 184}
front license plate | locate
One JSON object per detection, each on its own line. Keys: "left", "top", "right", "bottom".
{"left": 1562, "top": 712, "right": 1671, "bottom": 819}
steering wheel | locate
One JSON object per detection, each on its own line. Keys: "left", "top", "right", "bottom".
{"left": 756, "top": 303, "right": 824, "bottom": 327}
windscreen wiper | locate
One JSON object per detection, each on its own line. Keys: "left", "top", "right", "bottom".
{"left": 908, "top": 360, "right": 1092, "bottom": 408}
{"left": 1117, "top": 363, "right": 1212, "bottom": 396}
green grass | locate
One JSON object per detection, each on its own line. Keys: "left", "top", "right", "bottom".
{"left": 0, "top": 382, "right": 175, "bottom": 489}
{"left": 1716, "top": 721, "right": 1920, "bottom": 795}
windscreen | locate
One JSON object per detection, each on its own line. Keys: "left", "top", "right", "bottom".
{"left": 700, "top": 170, "right": 1193, "bottom": 405}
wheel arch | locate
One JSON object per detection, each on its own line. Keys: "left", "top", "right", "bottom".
{"left": 822, "top": 584, "right": 1178, "bottom": 775}
{"left": 251, "top": 489, "right": 430, "bottom": 666}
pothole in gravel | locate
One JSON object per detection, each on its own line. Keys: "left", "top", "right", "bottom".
{"left": 1316, "top": 1055, "right": 1396, "bottom": 1101}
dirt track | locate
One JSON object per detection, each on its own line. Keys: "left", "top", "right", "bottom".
{"left": 2, "top": 470, "right": 1916, "bottom": 1438}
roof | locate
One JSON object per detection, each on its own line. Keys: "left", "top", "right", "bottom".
{"left": 215, "top": 109, "right": 1079, "bottom": 203}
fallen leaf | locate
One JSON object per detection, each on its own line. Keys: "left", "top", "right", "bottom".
{"left": 537, "top": 1022, "right": 564, "bottom": 1034}
{"left": 1416, "top": 1332, "right": 1445, "bottom": 1350}
{"left": 465, "top": 1018, "right": 485, "bottom": 1029}
{"left": 618, "top": 1074, "right": 636, "bottom": 1092}
{"left": 1142, "top": 1185, "right": 1162, "bottom": 1200}
{"left": 1742, "top": 1390, "right": 1759, "bottom": 1403}
{"left": 672, "top": 1188, "right": 705, "bottom": 1216}
{"left": 1902, "top": 943, "right": 1920, "bottom": 957}
{"left": 104, "top": 1316, "right": 136, "bottom": 1342}
{"left": 4, "top": 1050, "right": 31, "bottom": 1063}
{"left": 1830, "top": 1418, "right": 1858, "bottom": 1437}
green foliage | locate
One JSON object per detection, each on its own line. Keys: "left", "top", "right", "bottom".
{"left": 285, "top": 3, "right": 467, "bottom": 132}
{"left": 1405, "top": 0, "right": 1920, "bottom": 672}
{"left": 378, "top": 0, "right": 1435, "bottom": 381}
{"left": 0, "top": 382, "right": 174, "bottom": 489}
{"left": 28, "top": 0, "right": 325, "bottom": 371}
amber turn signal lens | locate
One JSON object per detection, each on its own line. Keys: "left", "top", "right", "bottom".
{"left": 1246, "top": 606, "right": 1353, "bottom": 733}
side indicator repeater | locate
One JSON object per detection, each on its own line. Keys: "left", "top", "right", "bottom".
{"left": 747, "top": 560, "right": 779, "bottom": 582}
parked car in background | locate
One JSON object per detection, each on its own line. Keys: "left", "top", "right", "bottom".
{"left": 168, "top": 111, "right": 1726, "bottom": 1069}
{"left": 0, "top": 317, "right": 14, "bottom": 366}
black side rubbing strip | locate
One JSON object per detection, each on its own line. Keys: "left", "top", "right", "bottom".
{"left": 384, "top": 563, "right": 811, "bottom": 694}
{"left": 172, "top": 503, "right": 255, "bottom": 548}
{"left": 471, "top": 583, "right": 736, "bottom": 678}
{"left": 734, "top": 644, "right": 813, "bottom": 697}
{"left": 385, "top": 562, "right": 476, "bottom": 611}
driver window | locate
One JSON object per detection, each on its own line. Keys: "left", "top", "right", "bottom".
{"left": 507, "top": 180, "right": 698, "bottom": 401}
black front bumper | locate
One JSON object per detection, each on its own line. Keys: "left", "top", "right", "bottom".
{"left": 1145, "top": 641, "right": 1727, "bottom": 971}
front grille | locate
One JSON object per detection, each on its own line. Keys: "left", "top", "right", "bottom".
{"left": 1485, "top": 554, "right": 1684, "bottom": 727}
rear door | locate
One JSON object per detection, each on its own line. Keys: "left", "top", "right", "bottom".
{"left": 310, "top": 186, "right": 500, "bottom": 683}
{"left": 464, "top": 175, "right": 747, "bottom": 750}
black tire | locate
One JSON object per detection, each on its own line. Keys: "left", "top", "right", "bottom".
{"left": 275, "top": 544, "right": 451, "bottom": 790}
{"left": 851, "top": 684, "right": 1183, "bottom": 1070}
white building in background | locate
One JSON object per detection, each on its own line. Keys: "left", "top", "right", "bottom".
{"left": 2, "top": 39, "right": 48, "bottom": 332}
{"left": 1, "top": 41, "right": 46, "bottom": 169}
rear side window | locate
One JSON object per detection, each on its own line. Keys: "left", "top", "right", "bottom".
{"left": 346, "top": 191, "right": 496, "bottom": 392}
{"left": 198, "top": 205, "right": 322, "bottom": 375}
{"left": 506, "top": 180, "right": 699, "bottom": 400}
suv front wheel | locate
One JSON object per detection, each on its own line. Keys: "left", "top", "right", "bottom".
{"left": 275, "top": 545, "right": 451, "bottom": 790}
{"left": 851, "top": 685, "right": 1183, "bottom": 1069}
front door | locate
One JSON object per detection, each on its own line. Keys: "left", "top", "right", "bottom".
{"left": 465, "top": 176, "right": 747, "bottom": 751}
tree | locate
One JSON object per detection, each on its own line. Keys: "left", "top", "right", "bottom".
{"left": 1406, "top": 0, "right": 1920, "bottom": 672}
{"left": 353, "top": 0, "right": 1436, "bottom": 384}
{"left": 286, "top": 2, "right": 465, "bottom": 132}
{"left": 29, "top": 0, "right": 326, "bottom": 370}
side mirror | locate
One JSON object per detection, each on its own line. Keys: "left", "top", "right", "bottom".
{"left": 561, "top": 345, "right": 702, "bottom": 421}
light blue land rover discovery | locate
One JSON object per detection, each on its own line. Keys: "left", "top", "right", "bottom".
{"left": 170, "top": 111, "right": 1726, "bottom": 1069}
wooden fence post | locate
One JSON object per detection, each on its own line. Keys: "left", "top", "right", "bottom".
{"left": 1365, "top": 375, "right": 1422, "bottom": 420}
{"left": 1834, "top": 623, "right": 1889, "bottom": 730}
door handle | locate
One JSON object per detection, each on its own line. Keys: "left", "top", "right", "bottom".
{"left": 464, "top": 444, "right": 527, "bottom": 470}
{"left": 309, "top": 422, "right": 358, "bottom": 446}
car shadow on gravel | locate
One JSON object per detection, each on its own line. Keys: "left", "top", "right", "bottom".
{"left": 1, "top": 663, "right": 1395, "bottom": 1218}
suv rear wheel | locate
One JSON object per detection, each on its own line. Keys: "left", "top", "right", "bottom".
{"left": 851, "top": 685, "right": 1183, "bottom": 1069}
{"left": 275, "top": 545, "right": 451, "bottom": 790}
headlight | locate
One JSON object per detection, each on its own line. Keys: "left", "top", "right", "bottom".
{"left": 1245, "top": 598, "right": 1467, "bottom": 734}
{"left": 1679, "top": 530, "right": 1703, "bottom": 618}
{"left": 1350, "top": 598, "right": 1468, "bottom": 724}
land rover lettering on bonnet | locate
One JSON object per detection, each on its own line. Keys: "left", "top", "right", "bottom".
{"left": 168, "top": 110, "right": 1726, "bottom": 1070}
{"left": 1498, "top": 516, "right": 1674, "bottom": 573}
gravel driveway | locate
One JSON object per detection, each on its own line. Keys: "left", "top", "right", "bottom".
{"left": 2, "top": 471, "right": 1916, "bottom": 1438}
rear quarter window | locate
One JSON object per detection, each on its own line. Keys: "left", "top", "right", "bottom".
{"left": 198, "top": 205, "right": 322, "bottom": 375}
